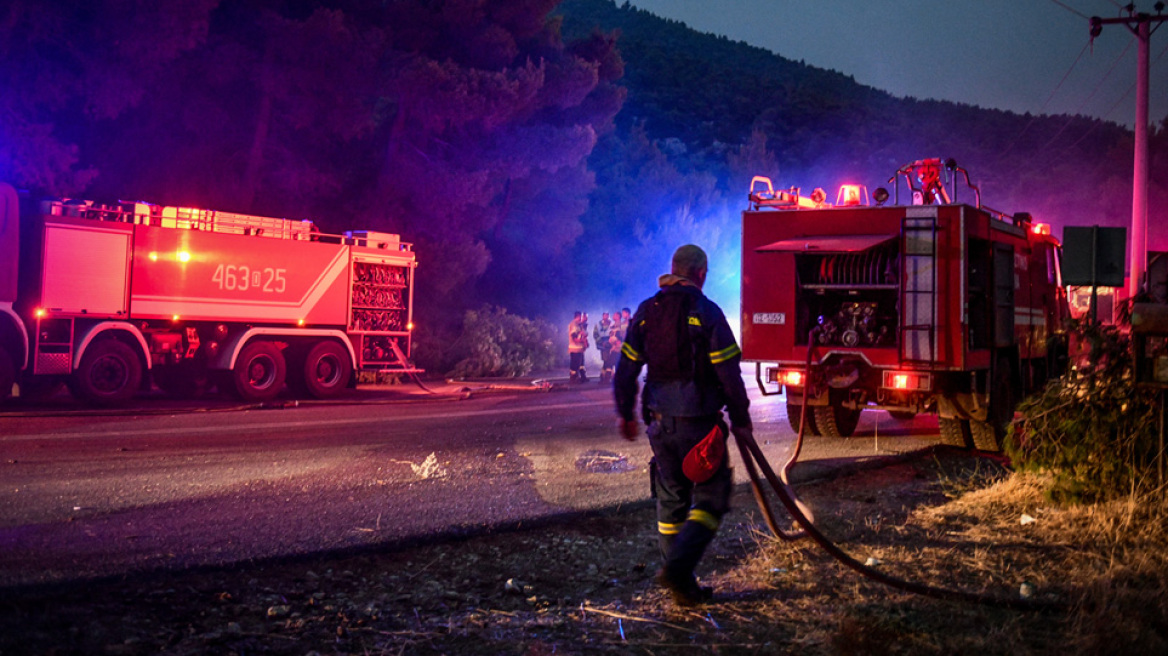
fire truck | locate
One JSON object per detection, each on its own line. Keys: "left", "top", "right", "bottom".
{"left": 0, "top": 182, "right": 417, "bottom": 404}
{"left": 741, "top": 159, "right": 1069, "bottom": 451}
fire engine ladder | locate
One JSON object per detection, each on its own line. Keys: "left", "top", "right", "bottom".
{"left": 900, "top": 214, "right": 938, "bottom": 365}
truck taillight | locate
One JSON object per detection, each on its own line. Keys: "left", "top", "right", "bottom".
{"left": 35, "top": 308, "right": 45, "bottom": 318}
{"left": 882, "top": 371, "right": 932, "bottom": 391}
{"left": 770, "top": 369, "right": 804, "bottom": 387}
{"left": 176, "top": 251, "right": 191, "bottom": 263}
{"left": 407, "top": 322, "right": 414, "bottom": 331}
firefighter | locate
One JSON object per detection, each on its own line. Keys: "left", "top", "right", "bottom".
{"left": 593, "top": 311, "right": 614, "bottom": 382}
{"left": 568, "top": 311, "right": 589, "bottom": 382}
{"left": 614, "top": 244, "right": 753, "bottom": 606}
{"left": 607, "top": 308, "right": 625, "bottom": 381}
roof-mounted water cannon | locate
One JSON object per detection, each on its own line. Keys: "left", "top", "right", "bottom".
{"left": 886, "top": 158, "right": 981, "bottom": 208}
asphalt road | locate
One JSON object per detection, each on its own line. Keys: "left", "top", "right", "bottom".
{"left": 0, "top": 375, "right": 944, "bottom": 588}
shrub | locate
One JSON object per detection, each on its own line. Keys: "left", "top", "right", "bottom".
{"left": 1008, "top": 318, "right": 1163, "bottom": 502}
{"left": 444, "top": 305, "right": 558, "bottom": 378}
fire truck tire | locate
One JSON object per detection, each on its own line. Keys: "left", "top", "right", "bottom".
{"left": 0, "top": 346, "right": 14, "bottom": 401}
{"left": 888, "top": 410, "right": 917, "bottom": 421}
{"left": 969, "top": 420, "right": 1001, "bottom": 452}
{"left": 971, "top": 359, "right": 1016, "bottom": 452}
{"left": 299, "top": 340, "right": 352, "bottom": 399}
{"left": 813, "top": 404, "right": 861, "bottom": 438}
{"left": 71, "top": 339, "right": 143, "bottom": 404}
{"left": 231, "top": 341, "right": 286, "bottom": 402}
{"left": 786, "top": 401, "right": 821, "bottom": 436}
{"left": 937, "top": 417, "right": 974, "bottom": 449}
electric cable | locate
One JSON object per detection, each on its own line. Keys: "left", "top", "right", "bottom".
{"left": 1070, "top": 36, "right": 1168, "bottom": 170}
{"left": 736, "top": 327, "right": 1069, "bottom": 610}
{"left": 999, "top": 40, "right": 1091, "bottom": 157}
{"left": 1037, "top": 34, "right": 1135, "bottom": 152}
{"left": 1049, "top": 0, "right": 1090, "bottom": 20}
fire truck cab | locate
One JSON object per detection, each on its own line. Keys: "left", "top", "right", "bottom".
{"left": 741, "top": 159, "right": 1069, "bottom": 451}
{"left": 0, "top": 182, "right": 417, "bottom": 405}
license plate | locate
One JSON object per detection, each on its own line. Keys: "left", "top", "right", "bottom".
{"left": 752, "top": 312, "right": 786, "bottom": 325}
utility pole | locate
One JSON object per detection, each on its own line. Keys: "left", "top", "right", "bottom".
{"left": 1090, "top": 3, "right": 1166, "bottom": 299}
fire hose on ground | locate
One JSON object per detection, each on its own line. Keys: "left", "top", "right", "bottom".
{"left": 731, "top": 327, "right": 1066, "bottom": 611}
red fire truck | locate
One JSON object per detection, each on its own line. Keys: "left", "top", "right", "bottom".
{"left": 0, "top": 182, "right": 417, "bottom": 404}
{"left": 741, "top": 159, "right": 1069, "bottom": 451}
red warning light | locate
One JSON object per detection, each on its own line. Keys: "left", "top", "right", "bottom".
{"left": 835, "top": 184, "right": 868, "bottom": 206}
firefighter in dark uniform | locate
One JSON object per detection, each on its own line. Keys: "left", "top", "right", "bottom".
{"left": 614, "top": 244, "right": 753, "bottom": 606}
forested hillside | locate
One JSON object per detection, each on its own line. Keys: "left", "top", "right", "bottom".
{"left": 558, "top": 0, "right": 1167, "bottom": 310}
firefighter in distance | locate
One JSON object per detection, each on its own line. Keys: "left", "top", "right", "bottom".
{"left": 567, "top": 311, "right": 589, "bottom": 382}
{"left": 614, "top": 244, "right": 754, "bottom": 606}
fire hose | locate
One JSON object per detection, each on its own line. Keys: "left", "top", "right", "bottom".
{"left": 732, "top": 327, "right": 1066, "bottom": 610}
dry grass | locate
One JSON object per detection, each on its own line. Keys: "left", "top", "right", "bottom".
{"left": 711, "top": 460, "right": 1168, "bottom": 655}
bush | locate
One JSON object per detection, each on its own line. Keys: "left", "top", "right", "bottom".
{"left": 443, "top": 305, "right": 558, "bottom": 378}
{"left": 1008, "top": 318, "right": 1163, "bottom": 502}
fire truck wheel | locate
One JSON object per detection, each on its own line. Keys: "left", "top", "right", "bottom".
{"left": 0, "top": 346, "right": 14, "bottom": 401}
{"left": 938, "top": 417, "right": 974, "bottom": 449}
{"left": 300, "top": 340, "right": 352, "bottom": 399}
{"left": 971, "top": 359, "right": 1016, "bottom": 452}
{"left": 786, "top": 401, "right": 821, "bottom": 436}
{"left": 888, "top": 410, "right": 917, "bottom": 421}
{"left": 969, "top": 421, "right": 1001, "bottom": 452}
{"left": 812, "top": 404, "right": 861, "bottom": 438}
{"left": 71, "top": 339, "right": 143, "bottom": 404}
{"left": 231, "top": 341, "right": 286, "bottom": 402}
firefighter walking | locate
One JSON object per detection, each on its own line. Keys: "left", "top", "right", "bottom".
{"left": 614, "top": 245, "right": 754, "bottom": 606}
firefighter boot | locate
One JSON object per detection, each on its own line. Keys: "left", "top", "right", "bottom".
{"left": 656, "top": 521, "right": 716, "bottom": 606}
{"left": 658, "top": 532, "right": 676, "bottom": 562}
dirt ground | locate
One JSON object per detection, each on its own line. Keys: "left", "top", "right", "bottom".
{"left": 2, "top": 447, "right": 1165, "bottom": 655}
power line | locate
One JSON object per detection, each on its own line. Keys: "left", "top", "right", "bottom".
{"left": 1050, "top": 0, "right": 1090, "bottom": 19}
{"left": 1038, "top": 34, "right": 1135, "bottom": 151}
{"left": 1000, "top": 39, "right": 1094, "bottom": 156}
{"left": 1073, "top": 35, "right": 1168, "bottom": 150}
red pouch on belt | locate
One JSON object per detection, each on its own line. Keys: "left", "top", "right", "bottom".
{"left": 682, "top": 425, "right": 725, "bottom": 483}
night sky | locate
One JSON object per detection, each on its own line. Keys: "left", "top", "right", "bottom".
{"left": 628, "top": 0, "right": 1168, "bottom": 128}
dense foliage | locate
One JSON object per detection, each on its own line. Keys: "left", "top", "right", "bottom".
{"left": 0, "top": 0, "right": 622, "bottom": 319}
{"left": 1009, "top": 319, "right": 1164, "bottom": 501}
{"left": 436, "top": 305, "right": 558, "bottom": 378}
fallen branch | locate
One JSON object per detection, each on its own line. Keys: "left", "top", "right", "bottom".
{"left": 580, "top": 604, "right": 692, "bottom": 632}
